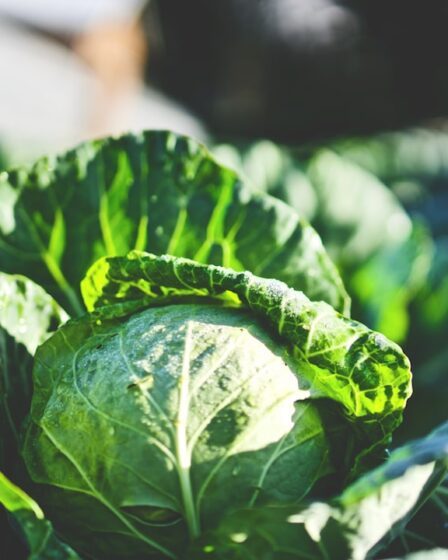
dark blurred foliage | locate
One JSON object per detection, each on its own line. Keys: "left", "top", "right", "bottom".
{"left": 0, "top": 509, "right": 27, "bottom": 560}
{"left": 147, "top": 0, "right": 448, "bottom": 143}
{"left": 0, "top": 144, "right": 7, "bottom": 171}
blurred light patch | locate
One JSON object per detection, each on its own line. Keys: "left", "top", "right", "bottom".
{"left": 264, "top": 0, "right": 359, "bottom": 50}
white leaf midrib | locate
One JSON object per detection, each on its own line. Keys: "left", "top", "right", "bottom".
{"left": 175, "top": 321, "right": 200, "bottom": 538}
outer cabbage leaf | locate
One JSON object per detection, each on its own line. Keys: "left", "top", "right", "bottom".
{"left": 82, "top": 252, "right": 411, "bottom": 444}
{"left": 0, "top": 130, "right": 348, "bottom": 316}
{"left": 24, "top": 302, "right": 345, "bottom": 559}
{"left": 0, "top": 272, "right": 68, "bottom": 473}
{"left": 190, "top": 422, "right": 448, "bottom": 560}
{"left": 0, "top": 271, "right": 68, "bottom": 355}
{"left": 0, "top": 273, "right": 69, "bottom": 558}
{"left": 0, "top": 471, "right": 81, "bottom": 559}
{"left": 333, "top": 421, "right": 448, "bottom": 558}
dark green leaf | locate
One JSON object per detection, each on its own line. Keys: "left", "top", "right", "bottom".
{"left": 385, "top": 549, "right": 448, "bottom": 560}
{"left": 0, "top": 471, "right": 80, "bottom": 559}
{"left": 193, "top": 422, "right": 448, "bottom": 560}
{"left": 0, "top": 131, "right": 349, "bottom": 316}
{"left": 0, "top": 272, "right": 67, "bottom": 473}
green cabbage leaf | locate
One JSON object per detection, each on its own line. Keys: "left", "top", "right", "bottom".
{"left": 0, "top": 272, "right": 67, "bottom": 473}
{"left": 0, "top": 131, "right": 348, "bottom": 316}
{"left": 0, "top": 470, "right": 80, "bottom": 559}
{"left": 191, "top": 421, "right": 448, "bottom": 559}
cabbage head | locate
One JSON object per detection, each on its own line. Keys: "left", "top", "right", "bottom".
{"left": 22, "top": 253, "right": 411, "bottom": 560}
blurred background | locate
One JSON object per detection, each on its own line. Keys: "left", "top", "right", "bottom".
{"left": 0, "top": 0, "right": 447, "bottom": 444}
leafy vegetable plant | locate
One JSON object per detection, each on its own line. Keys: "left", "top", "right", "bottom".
{"left": 0, "top": 131, "right": 446, "bottom": 559}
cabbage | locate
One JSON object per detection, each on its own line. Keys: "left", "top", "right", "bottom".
{"left": 22, "top": 253, "right": 411, "bottom": 558}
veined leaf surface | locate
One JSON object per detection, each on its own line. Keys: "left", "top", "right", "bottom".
{"left": 24, "top": 303, "right": 341, "bottom": 559}
{"left": 82, "top": 252, "right": 411, "bottom": 440}
{"left": 0, "top": 131, "right": 349, "bottom": 316}
{"left": 191, "top": 421, "right": 448, "bottom": 560}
